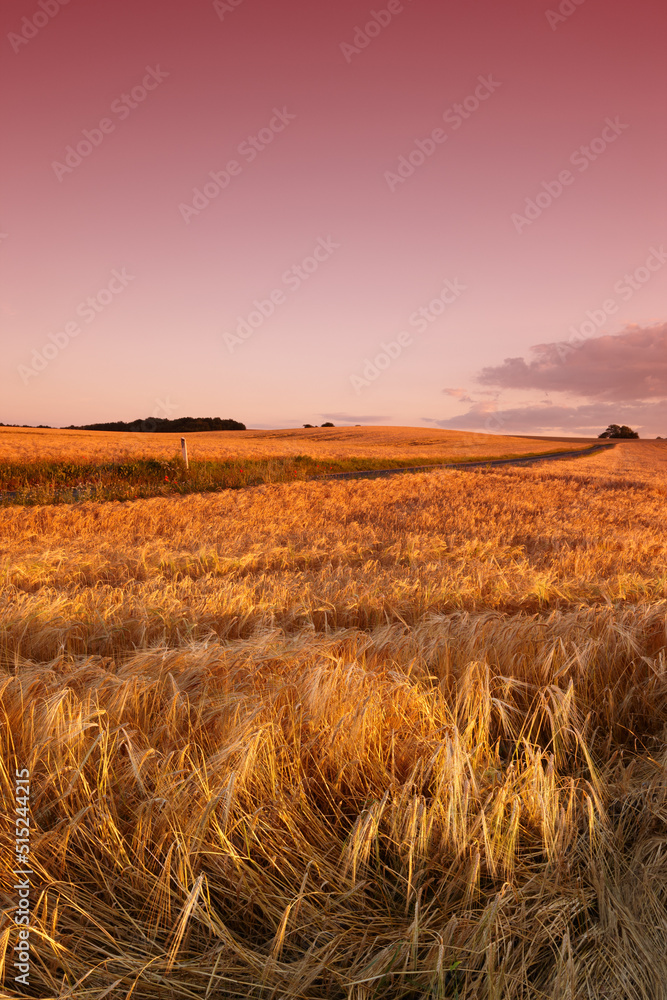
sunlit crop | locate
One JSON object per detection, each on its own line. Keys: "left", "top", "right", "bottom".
{"left": 0, "top": 434, "right": 665, "bottom": 998}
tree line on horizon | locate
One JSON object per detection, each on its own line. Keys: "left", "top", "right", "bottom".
{"left": 0, "top": 420, "right": 651, "bottom": 438}
{"left": 64, "top": 417, "right": 246, "bottom": 433}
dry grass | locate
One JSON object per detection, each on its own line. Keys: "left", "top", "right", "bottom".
{"left": 0, "top": 425, "right": 585, "bottom": 465}
{"left": 0, "top": 435, "right": 666, "bottom": 998}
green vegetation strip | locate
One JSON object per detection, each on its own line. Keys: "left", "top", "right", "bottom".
{"left": 0, "top": 445, "right": 608, "bottom": 506}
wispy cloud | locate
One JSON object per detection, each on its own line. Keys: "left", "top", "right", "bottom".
{"left": 441, "top": 387, "right": 474, "bottom": 403}
{"left": 436, "top": 399, "right": 667, "bottom": 436}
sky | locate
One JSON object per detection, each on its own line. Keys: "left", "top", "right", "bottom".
{"left": 1, "top": 0, "right": 665, "bottom": 435}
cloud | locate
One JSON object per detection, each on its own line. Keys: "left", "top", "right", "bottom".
{"left": 477, "top": 323, "right": 667, "bottom": 402}
{"left": 320, "top": 412, "right": 391, "bottom": 423}
{"left": 441, "top": 386, "right": 473, "bottom": 403}
{"left": 435, "top": 399, "right": 667, "bottom": 436}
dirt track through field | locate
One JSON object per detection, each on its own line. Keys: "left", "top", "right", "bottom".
{"left": 316, "top": 440, "right": 616, "bottom": 481}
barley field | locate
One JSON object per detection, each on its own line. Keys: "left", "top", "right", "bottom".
{"left": 0, "top": 426, "right": 591, "bottom": 508}
{"left": 0, "top": 425, "right": 585, "bottom": 465}
{"left": 1, "top": 433, "right": 666, "bottom": 998}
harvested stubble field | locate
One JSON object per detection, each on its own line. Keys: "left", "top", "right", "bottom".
{"left": 1, "top": 432, "right": 666, "bottom": 999}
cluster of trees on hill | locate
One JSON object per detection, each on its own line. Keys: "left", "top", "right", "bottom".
{"left": 66, "top": 417, "right": 246, "bottom": 433}
{"left": 598, "top": 424, "right": 639, "bottom": 439}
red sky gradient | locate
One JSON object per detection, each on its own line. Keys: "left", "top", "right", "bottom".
{"left": 1, "top": 0, "right": 665, "bottom": 434}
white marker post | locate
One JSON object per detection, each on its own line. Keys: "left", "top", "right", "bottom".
{"left": 181, "top": 437, "right": 189, "bottom": 469}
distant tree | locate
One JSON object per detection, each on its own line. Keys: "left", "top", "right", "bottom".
{"left": 303, "top": 424, "right": 314, "bottom": 428}
{"left": 321, "top": 422, "right": 335, "bottom": 427}
{"left": 598, "top": 424, "right": 639, "bottom": 439}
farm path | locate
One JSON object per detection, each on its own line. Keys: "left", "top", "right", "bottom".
{"left": 317, "top": 440, "right": 615, "bottom": 482}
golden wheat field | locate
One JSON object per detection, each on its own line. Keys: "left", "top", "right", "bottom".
{"left": 1, "top": 432, "right": 666, "bottom": 999}
{"left": 0, "top": 425, "right": 587, "bottom": 465}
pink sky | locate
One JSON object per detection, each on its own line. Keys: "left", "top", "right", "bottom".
{"left": 1, "top": 0, "right": 665, "bottom": 435}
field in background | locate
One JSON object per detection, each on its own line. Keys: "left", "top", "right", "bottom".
{"left": 0, "top": 434, "right": 665, "bottom": 998}
{"left": 0, "top": 426, "right": 594, "bottom": 506}
{"left": 0, "top": 424, "right": 590, "bottom": 464}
